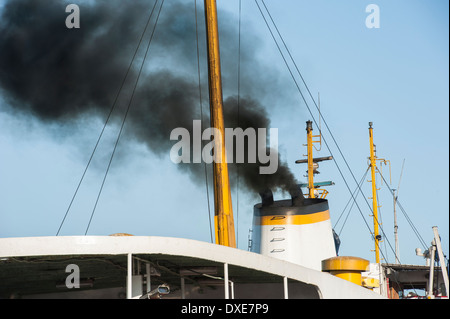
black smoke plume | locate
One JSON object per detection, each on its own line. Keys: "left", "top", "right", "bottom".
{"left": 0, "top": 0, "right": 298, "bottom": 196}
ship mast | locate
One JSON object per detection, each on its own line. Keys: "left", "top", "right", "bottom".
{"left": 306, "top": 121, "right": 316, "bottom": 198}
{"left": 368, "top": 122, "right": 381, "bottom": 263}
{"left": 296, "top": 121, "right": 333, "bottom": 198}
{"left": 204, "top": 0, "right": 236, "bottom": 248}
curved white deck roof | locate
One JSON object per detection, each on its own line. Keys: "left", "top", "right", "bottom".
{"left": 0, "top": 236, "right": 384, "bottom": 299}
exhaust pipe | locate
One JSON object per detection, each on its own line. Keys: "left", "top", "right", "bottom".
{"left": 259, "top": 189, "right": 274, "bottom": 207}
{"left": 290, "top": 186, "right": 305, "bottom": 207}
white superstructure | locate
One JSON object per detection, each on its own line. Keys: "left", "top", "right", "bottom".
{"left": 0, "top": 236, "right": 383, "bottom": 299}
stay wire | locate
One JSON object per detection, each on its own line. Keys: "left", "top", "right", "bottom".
{"left": 376, "top": 167, "right": 427, "bottom": 294}
{"left": 367, "top": 166, "right": 408, "bottom": 265}
{"left": 195, "top": 0, "right": 214, "bottom": 244}
{"left": 377, "top": 167, "right": 428, "bottom": 250}
{"left": 375, "top": 176, "right": 390, "bottom": 262}
{"left": 56, "top": 0, "right": 160, "bottom": 236}
{"left": 254, "top": 0, "right": 374, "bottom": 243}
{"left": 256, "top": 1, "right": 403, "bottom": 268}
{"left": 258, "top": 1, "right": 423, "bottom": 293}
{"left": 334, "top": 166, "right": 369, "bottom": 228}
{"left": 84, "top": 0, "right": 165, "bottom": 235}
{"left": 257, "top": 1, "right": 405, "bottom": 263}
{"left": 336, "top": 167, "right": 370, "bottom": 236}
{"left": 260, "top": 0, "right": 377, "bottom": 217}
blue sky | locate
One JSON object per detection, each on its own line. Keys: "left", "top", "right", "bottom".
{"left": 0, "top": 0, "right": 448, "bottom": 266}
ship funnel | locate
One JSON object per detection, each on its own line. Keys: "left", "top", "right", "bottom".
{"left": 250, "top": 195, "right": 337, "bottom": 271}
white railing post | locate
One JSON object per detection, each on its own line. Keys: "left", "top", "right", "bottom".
{"left": 127, "top": 253, "right": 132, "bottom": 299}
{"left": 224, "top": 263, "right": 229, "bottom": 299}
{"left": 283, "top": 276, "right": 289, "bottom": 299}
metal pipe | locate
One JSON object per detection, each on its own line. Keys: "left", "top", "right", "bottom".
{"left": 427, "top": 244, "right": 436, "bottom": 298}
{"left": 393, "top": 190, "right": 400, "bottom": 264}
{"left": 181, "top": 277, "right": 186, "bottom": 299}
{"left": 146, "top": 263, "right": 151, "bottom": 294}
{"left": 230, "top": 280, "right": 234, "bottom": 299}
{"left": 433, "top": 226, "right": 449, "bottom": 297}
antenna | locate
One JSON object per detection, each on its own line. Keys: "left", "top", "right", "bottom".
{"left": 315, "top": 92, "right": 322, "bottom": 151}
{"left": 393, "top": 159, "right": 405, "bottom": 264}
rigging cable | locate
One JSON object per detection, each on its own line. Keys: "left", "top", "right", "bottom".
{"left": 56, "top": 0, "right": 161, "bottom": 236}
{"left": 259, "top": 0, "right": 388, "bottom": 224}
{"left": 335, "top": 167, "right": 370, "bottom": 236}
{"left": 256, "top": 0, "right": 403, "bottom": 266}
{"left": 256, "top": 1, "right": 426, "bottom": 294}
{"left": 195, "top": 0, "right": 214, "bottom": 243}
{"left": 254, "top": 0, "right": 374, "bottom": 243}
{"left": 339, "top": 166, "right": 421, "bottom": 292}
{"left": 377, "top": 167, "right": 428, "bottom": 250}
{"left": 375, "top": 175, "right": 390, "bottom": 263}
{"left": 84, "top": 0, "right": 166, "bottom": 235}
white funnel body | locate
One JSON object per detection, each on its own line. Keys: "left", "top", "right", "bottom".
{"left": 251, "top": 198, "right": 337, "bottom": 271}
